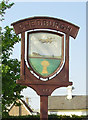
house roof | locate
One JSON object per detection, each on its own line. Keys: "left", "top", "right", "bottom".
{"left": 48, "top": 95, "right": 88, "bottom": 110}
{"left": 20, "top": 99, "right": 33, "bottom": 113}
{"left": 9, "top": 99, "right": 33, "bottom": 113}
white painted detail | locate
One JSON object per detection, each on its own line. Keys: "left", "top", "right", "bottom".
{"left": 56, "top": 61, "right": 65, "bottom": 75}
{"left": 49, "top": 73, "right": 57, "bottom": 80}
{"left": 40, "top": 78, "right": 48, "bottom": 81}
{"left": 30, "top": 70, "right": 39, "bottom": 79}
{"left": 30, "top": 70, "right": 33, "bottom": 74}
{"left": 25, "top": 60, "right": 29, "bottom": 68}
{"left": 33, "top": 73, "right": 39, "bottom": 79}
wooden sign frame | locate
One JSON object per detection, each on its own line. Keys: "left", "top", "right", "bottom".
{"left": 11, "top": 16, "right": 79, "bottom": 120}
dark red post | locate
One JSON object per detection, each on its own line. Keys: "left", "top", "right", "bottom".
{"left": 40, "top": 96, "right": 48, "bottom": 120}
{"left": 65, "top": 35, "right": 69, "bottom": 81}
{"left": 20, "top": 32, "right": 25, "bottom": 80}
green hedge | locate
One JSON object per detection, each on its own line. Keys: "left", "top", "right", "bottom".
{"left": 1, "top": 115, "right": 88, "bottom": 120}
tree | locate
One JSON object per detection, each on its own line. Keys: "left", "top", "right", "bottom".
{"left": 0, "top": 0, "right": 14, "bottom": 21}
{"left": 0, "top": 0, "right": 26, "bottom": 117}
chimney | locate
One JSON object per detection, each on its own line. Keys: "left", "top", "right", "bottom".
{"left": 26, "top": 97, "right": 29, "bottom": 105}
{"left": 67, "top": 86, "right": 72, "bottom": 100}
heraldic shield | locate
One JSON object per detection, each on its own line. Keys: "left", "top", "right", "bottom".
{"left": 27, "top": 31, "right": 64, "bottom": 78}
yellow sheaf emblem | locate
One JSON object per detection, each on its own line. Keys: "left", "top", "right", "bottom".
{"left": 41, "top": 61, "right": 50, "bottom": 74}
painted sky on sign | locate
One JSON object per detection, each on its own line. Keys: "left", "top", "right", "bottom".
{"left": 3, "top": 1, "right": 86, "bottom": 110}
{"left": 29, "top": 33, "right": 62, "bottom": 57}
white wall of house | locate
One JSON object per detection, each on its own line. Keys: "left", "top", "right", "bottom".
{"left": 48, "top": 109, "right": 88, "bottom": 116}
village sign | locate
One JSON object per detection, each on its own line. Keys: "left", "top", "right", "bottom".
{"left": 11, "top": 16, "right": 79, "bottom": 120}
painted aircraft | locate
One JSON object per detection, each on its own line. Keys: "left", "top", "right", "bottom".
{"left": 39, "top": 37, "right": 55, "bottom": 43}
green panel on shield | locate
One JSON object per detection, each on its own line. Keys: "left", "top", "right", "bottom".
{"left": 29, "top": 58, "right": 61, "bottom": 76}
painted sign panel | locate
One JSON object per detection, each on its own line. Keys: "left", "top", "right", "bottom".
{"left": 27, "top": 31, "right": 64, "bottom": 78}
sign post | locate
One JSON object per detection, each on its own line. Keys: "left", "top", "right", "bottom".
{"left": 11, "top": 16, "right": 79, "bottom": 120}
{"left": 40, "top": 96, "right": 48, "bottom": 120}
